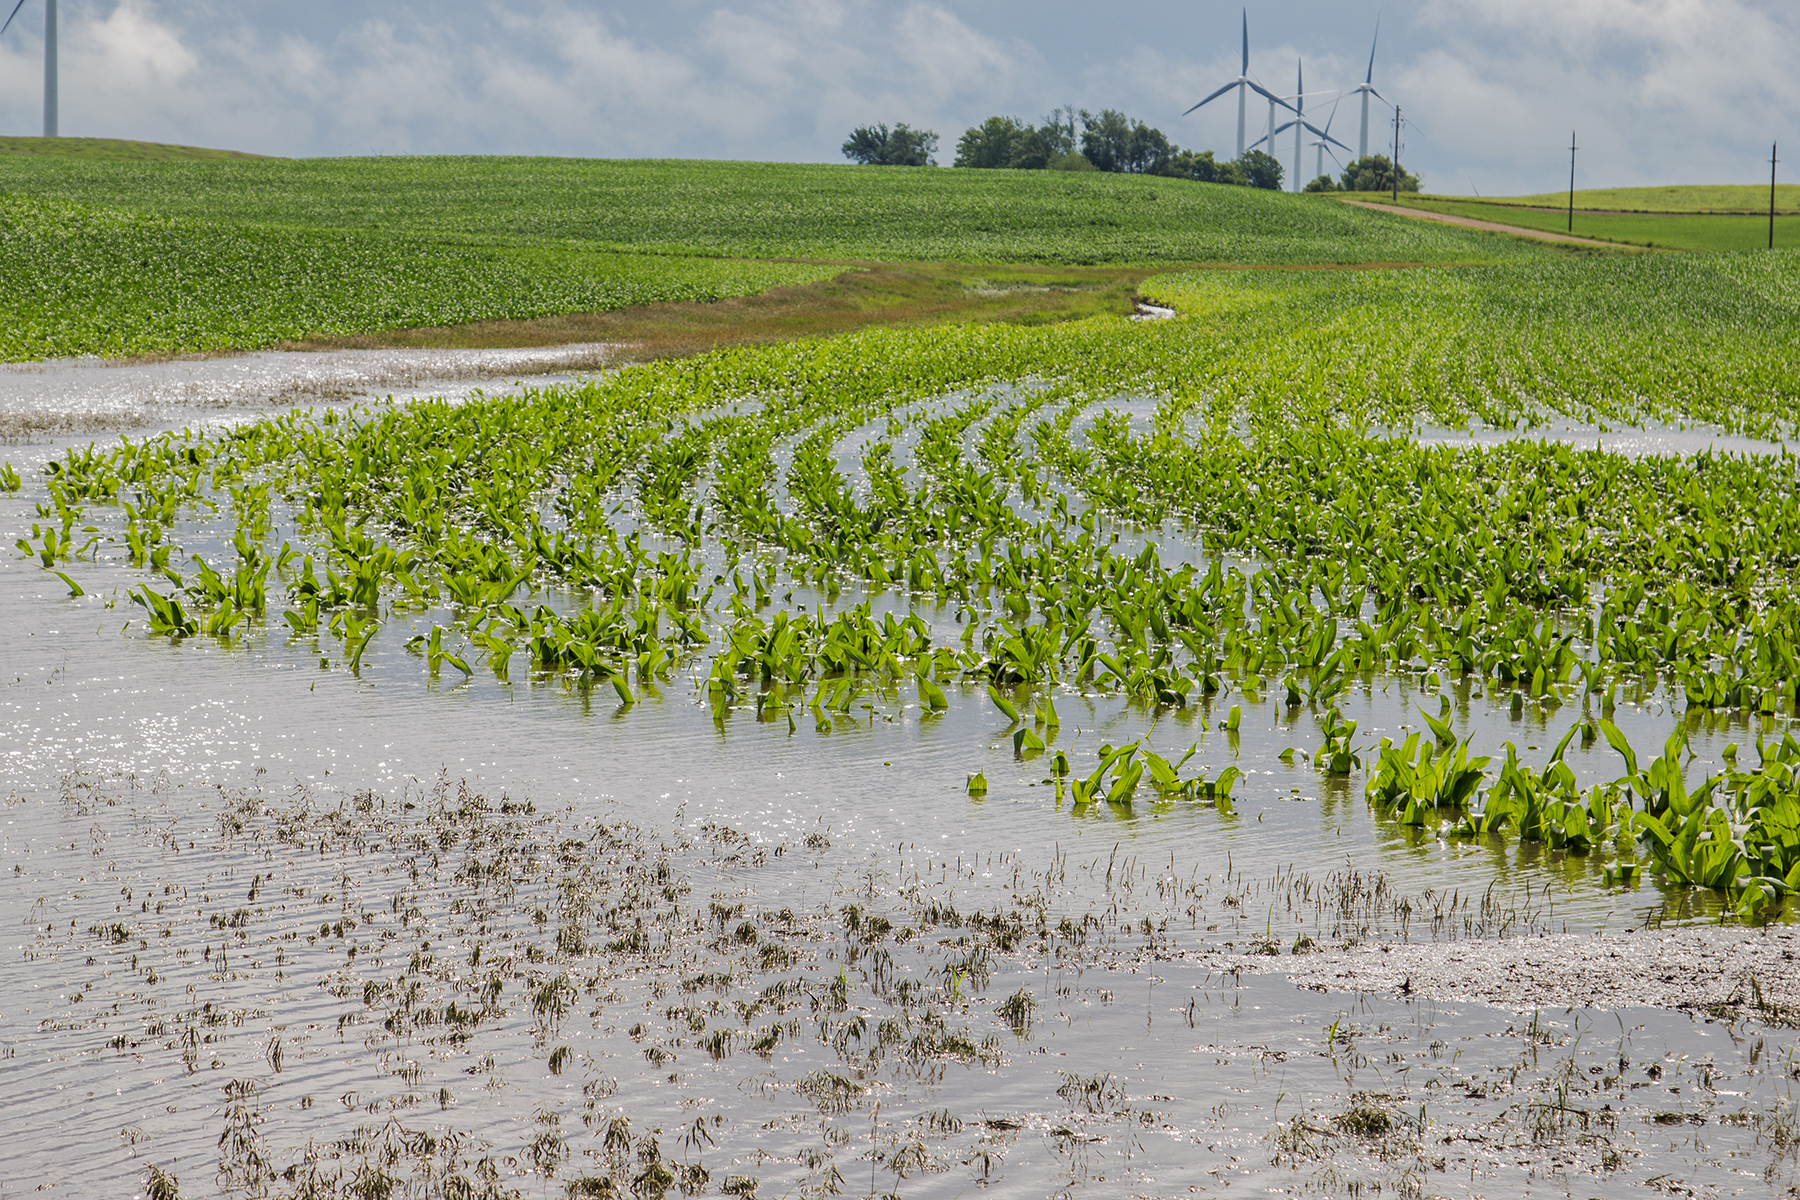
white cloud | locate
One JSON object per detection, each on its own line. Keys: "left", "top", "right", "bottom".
{"left": 76, "top": 0, "right": 196, "bottom": 87}
{"left": 1410, "top": 0, "right": 1800, "bottom": 188}
{"left": 0, "top": 1, "right": 1792, "bottom": 191}
{"left": 892, "top": 3, "right": 1024, "bottom": 105}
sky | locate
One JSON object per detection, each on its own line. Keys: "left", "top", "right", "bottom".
{"left": 0, "top": 0, "right": 1794, "bottom": 194}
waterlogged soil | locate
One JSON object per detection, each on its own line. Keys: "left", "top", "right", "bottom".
{"left": 0, "top": 346, "right": 614, "bottom": 439}
{"left": 6, "top": 773, "right": 1800, "bottom": 1199}
{"left": 2, "top": 382, "right": 1799, "bottom": 1197}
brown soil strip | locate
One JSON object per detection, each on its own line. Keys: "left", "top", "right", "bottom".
{"left": 284, "top": 262, "right": 1153, "bottom": 362}
{"left": 282, "top": 258, "right": 1436, "bottom": 362}
{"left": 1340, "top": 199, "right": 1635, "bottom": 249}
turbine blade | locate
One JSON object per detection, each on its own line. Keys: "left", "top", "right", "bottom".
{"left": 1248, "top": 82, "right": 1297, "bottom": 112}
{"left": 1366, "top": 16, "right": 1380, "bottom": 84}
{"left": 1322, "top": 96, "right": 1343, "bottom": 135}
{"left": 1241, "top": 8, "right": 1249, "bottom": 75}
{"left": 1302, "top": 122, "right": 1353, "bottom": 152}
{"left": 0, "top": 0, "right": 31, "bottom": 39}
{"left": 1182, "top": 81, "right": 1240, "bottom": 116}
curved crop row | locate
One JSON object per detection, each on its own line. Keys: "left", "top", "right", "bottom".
{"left": 9, "top": 259, "right": 1800, "bottom": 917}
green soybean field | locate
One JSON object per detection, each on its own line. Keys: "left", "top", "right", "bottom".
{"left": 0, "top": 155, "right": 1543, "bottom": 264}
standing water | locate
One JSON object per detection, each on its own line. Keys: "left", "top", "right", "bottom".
{"left": 2, "top": 353, "right": 1797, "bottom": 1199}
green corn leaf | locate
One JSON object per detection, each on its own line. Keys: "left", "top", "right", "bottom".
{"left": 986, "top": 685, "right": 1019, "bottom": 723}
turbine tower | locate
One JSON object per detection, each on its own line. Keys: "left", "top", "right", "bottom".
{"left": 1249, "top": 67, "right": 1348, "bottom": 189}
{"left": 1352, "top": 19, "right": 1383, "bottom": 160}
{"left": 2, "top": 0, "right": 56, "bottom": 138}
{"left": 1183, "top": 8, "right": 1294, "bottom": 158}
{"left": 1291, "top": 61, "right": 1305, "bottom": 192}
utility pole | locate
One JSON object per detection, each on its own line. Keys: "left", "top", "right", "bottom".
{"left": 1772, "top": 142, "right": 1780, "bottom": 250}
{"left": 1392, "top": 106, "right": 1401, "bottom": 203}
{"left": 1567, "top": 131, "right": 1577, "bottom": 233}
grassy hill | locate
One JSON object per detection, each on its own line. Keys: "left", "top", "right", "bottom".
{"left": 0, "top": 136, "right": 267, "bottom": 161}
{"left": 0, "top": 156, "right": 1555, "bottom": 361}
{"left": 0, "top": 156, "right": 1540, "bottom": 266}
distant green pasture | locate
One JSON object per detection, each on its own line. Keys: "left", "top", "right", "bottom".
{"left": 1452, "top": 184, "right": 1800, "bottom": 214}
{"left": 1379, "top": 196, "right": 1800, "bottom": 251}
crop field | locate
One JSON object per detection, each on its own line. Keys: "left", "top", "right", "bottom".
{"left": 0, "top": 155, "right": 1546, "bottom": 361}
{"left": 0, "top": 193, "right": 841, "bottom": 360}
{"left": 0, "top": 155, "right": 1537, "bottom": 266}
{"left": 6, "top": 156, "right": 1800, "bottom": 1196}
{"left": 9, "top": 252, "right": 1800, "bottom": 917}
{"left": 1382, "top": 194, "right": 1800, "bottom": 251}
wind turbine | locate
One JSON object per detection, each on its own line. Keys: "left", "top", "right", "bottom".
{"left": 1351, "top": 19, "right": 1384, "bottom": 161}
{"left": 1, "top": 0, "right": 56, "bottom": 138}
{"left": 1310, "top": 98, "right": 1345, "bottom": 184}
{"left": 1248, "top": 63, "right": 1348, "bottom": 190}
{"left": 1182, "top": 8, "right": 1294, "bottom": 158}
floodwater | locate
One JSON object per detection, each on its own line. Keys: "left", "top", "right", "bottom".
{"left": 1408, "top": 418, "right": 1792, "bottom": 459}
{"left": 0, "top": 345, "right": 614, "bottom": 438}
{"left": 2, "top": 354, "right": 1797, "bottom": 1198}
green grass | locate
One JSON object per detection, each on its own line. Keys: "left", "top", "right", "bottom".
{"left": 0, "top": 156, "right": 1541, "bottom": 266}
{"left": 0, "top": 193, "right": 839, "bottom": 360}
{"left": 1384, "top": 196, "right": 1799, "bottom": 251}
{"left": 1449, "top": 184, "right": 1800, "bottom": 214}
{"left": 0, "top": 136, "right": 267, "bottom": 161}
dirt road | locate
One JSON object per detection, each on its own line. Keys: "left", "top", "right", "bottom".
{"left": 1340, "top": 198, "right": 1636, "bottom": 248}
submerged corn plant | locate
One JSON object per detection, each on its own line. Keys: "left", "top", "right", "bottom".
{"left": 9, "top": 251, "right": 1800, "bottom": 925}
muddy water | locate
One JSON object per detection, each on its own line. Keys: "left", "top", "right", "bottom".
{"left": 2, "top": 364, "right": 1798, "bottom": 1197}
{"left": 0, "top": 346, "right": 614, "bottom": 438}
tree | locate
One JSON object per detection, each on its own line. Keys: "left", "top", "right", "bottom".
{"left": 1339, "top": 154, "right": 1420, "bottom": 193}
{"left": 1077, "top": 108, "right": 1130, "bottom": 172}
{"left": 953, "top": 108, "right": 1098, "bottom": 171}
{"left": 1236, "top": 150, "right": 1284, "bottom": 191}
{"left": 952, "top": 116, "right": 1071, "bottom": 170}
{"left": 1166, "top": 149, "right": 1246, "bottom": 186}
{"left": 955, "top": 116, "right": 1027, "bottom": 169}
{"left": 842, "top": 123, "right": 939, "bottom": 167}
{"left": 945, "top": 105, "right": 1285, "bottom": 189}
{"left": 1302, "top": 174, "right": 1339, "bottom": 193}
{"left": 1037, "top": 107, "right": 1079, "bottom": 159}
{"left": 1078, "top": 109, "right": 1176, "bottom": 174}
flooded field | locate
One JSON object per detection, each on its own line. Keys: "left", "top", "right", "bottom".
{"left": 0, "top": 347, "right": 613, "bottom": 439}
{"left": 4, "top": 294, "right": 1800, "bottom": 1198}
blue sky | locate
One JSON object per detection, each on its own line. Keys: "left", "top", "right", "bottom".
{"left": 1, "top": 1, "right": 1794, "bottom": 194}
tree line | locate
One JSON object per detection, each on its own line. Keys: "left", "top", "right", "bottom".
{"left": 843, "top": 108, "right": 1422, "bottom": 194}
